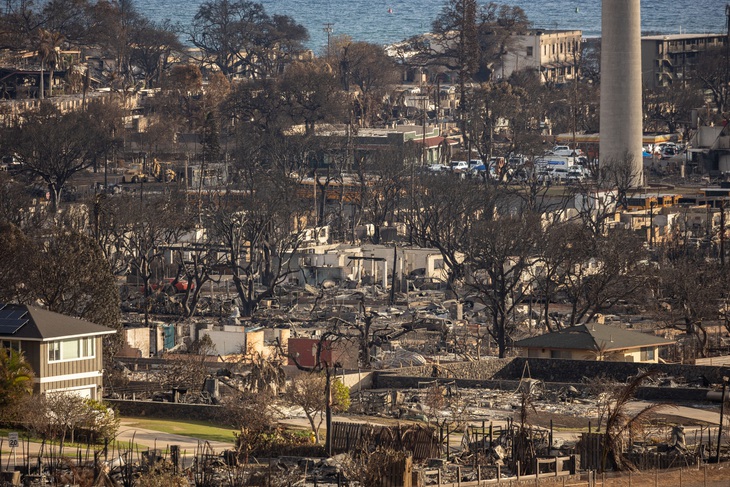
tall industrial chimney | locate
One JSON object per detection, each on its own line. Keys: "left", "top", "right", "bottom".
{"left": 600, "top": 0, "right": 643, "bottom": 187}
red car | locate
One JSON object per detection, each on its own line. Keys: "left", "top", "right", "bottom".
{"left": 141, "top": 278, "right": 194, "bottom": 294}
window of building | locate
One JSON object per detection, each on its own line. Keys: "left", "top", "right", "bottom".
{"left": 640, "top": 347, "right": 655, "bottom": 361}
{"left": 48, "top": 337, "right": 95, "bottom": 363}
{"left": 526, "top": 46, "right": 533, "bottom": 57}
{"left": 550, "top": 349, "right": 571, "bottom": 359}
{"left": 48, "top": 341, "right": 60, "bottom": 362}
{"left": 1, "top": 340, "right": 22, "bottom": 352}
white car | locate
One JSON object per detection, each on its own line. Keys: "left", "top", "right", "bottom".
{"left": 450, "top": 161, "right": 469, "bottom": 172}
{"left": 551, "top": 167, "right": 570, "bottom": 183}
{"left": 567, "top": 166, "right": 588, "bottom": 183}
{"left": 550, "top": 145, "right": 582, "bottom": 157}
{"left": 427, "top": 164, "right": 447, "bottom": 173}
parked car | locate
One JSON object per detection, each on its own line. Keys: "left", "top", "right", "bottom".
{"left": 567, "top": 166, "right": 589, "bottom": 183}
{"left": 427, "top": 164, "right": 447, "bottom": 173}
{"left": 661, "top": 146, "right": 677, "bottom": 159}
{"left": 450, "top": 160, "right": 469, "bottom": 172}
{"left": 551, "top": 167, "right": 570, "bottom": 183}
{"left": 142, "top": 278, "right": 194, "bottom": 294}
{"left": 550, "top": 145, "right": 574, "bottom": 157}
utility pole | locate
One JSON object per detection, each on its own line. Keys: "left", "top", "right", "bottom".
{"left": 649, "top": 200, "right": 655, "bottom": 249}
{"left": 726, "top": 5, "right": 730, "bottom": 109}
{"left": 721, "top": 199, "right": 726, "bottom": 267}
{"left": 716, "top": 376, "right": 728, "bottom": 462}
{"left": 323, "top": 23, "right": 334, "bottom": 59}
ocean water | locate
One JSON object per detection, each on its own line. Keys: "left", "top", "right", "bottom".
{"left": 138, "top": 0, "right": 728, "bottom": 53}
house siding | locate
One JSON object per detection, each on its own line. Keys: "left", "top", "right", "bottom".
{"left": 40, "top": 337, "right": 103, "bottom": 378}
{"left": 31, "top": 337, "right": 105, "bottom": 398}
{"left": 37, "top": 376, "right": 101, "bottom": 398}
{"left": 521, "top": 345, "right": 659, "bottom": 363}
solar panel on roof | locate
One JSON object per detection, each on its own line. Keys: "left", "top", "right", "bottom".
{"left": 0, "top": 318, "right": 28, "bottom": 335}
{"left": 2, "top": 310, "right": 27, "bottom": 320}
{"left": 0, "top": 307, "right": 26, "bottom": 320}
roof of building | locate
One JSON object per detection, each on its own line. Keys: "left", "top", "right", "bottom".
{"left": 642, "top": 33, "right": 725, "bottom": 41}
{"left": 527, "top": 29, "right": 582, "bottom": 36}
{"left": 513, "top": 322, "right": 674, "bottom": 352}
{"left": 0, "top": 303, "right": 116, "bottom": 341}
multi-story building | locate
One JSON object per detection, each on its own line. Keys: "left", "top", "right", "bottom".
{"left": 497, "top": 29, "right": 583, "bottom": 84}
{"left": 641, "top": 33, "right": 727, "bottom": 88}
{"left": 0, "top": 303, "right": 116, "bottom": 399}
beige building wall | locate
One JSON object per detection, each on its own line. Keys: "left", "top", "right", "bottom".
{"left": 498, "top": 30, "right": 582, "bottom": 83}
{"left": 523, "top": 345, "right": 660, "bottom": 363}
{"left": 123, "top": 327, "right": 150, "bottom": 358}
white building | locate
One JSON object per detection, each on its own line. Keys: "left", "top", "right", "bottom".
{"left": 496, "top": 30, "right": 583, "bottom": 83}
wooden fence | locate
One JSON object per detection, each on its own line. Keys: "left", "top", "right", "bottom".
{"left": 580, "top": 432, "right": 604, "bottom": 471}
{"left": 421, "top": 455, "right": 575, "bottom": 486}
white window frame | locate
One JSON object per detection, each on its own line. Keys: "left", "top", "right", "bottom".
{"left": 48, "top": 341, "right": 61, "bottom": 362}
{"left": 48, "top": 337, "right": 96, "bottom": 363}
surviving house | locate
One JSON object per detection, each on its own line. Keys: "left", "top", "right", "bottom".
{"left": 0, "top": 303, "right": 116, "bottom": 398}
{"left": 513, "top": 322, "right": 674, "bottom": 362}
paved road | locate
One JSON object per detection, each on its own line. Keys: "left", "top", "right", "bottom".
{"left": 116, "top": 419, "right": 234, "bottom": 452}
{"left": 0, "top": 420, "right": 236, "bottom": 470}
{"left": 625, "top": 401, "right": 721, "bottom": 425}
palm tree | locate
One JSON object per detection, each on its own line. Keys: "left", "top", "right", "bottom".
{"left": 36, "top": 29, "right": 64, "bottom": 99}
{"left": 601, "top": 370, "right": 665, "bottom": 471}
{"left": 0, "top": 347, "right": 34, "bottom": 414}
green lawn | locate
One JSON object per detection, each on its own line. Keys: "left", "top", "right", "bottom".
{"left": 120, "top": 417, "right": 238, "bottom": 443}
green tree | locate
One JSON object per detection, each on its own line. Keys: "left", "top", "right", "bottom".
{"left": 0, "top": 347, "right": 34, "bottom": 419}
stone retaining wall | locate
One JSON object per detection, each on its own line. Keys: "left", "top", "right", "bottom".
{"left": 493, "top": 358, "right": 730, "bottom": 385}
{"left": 106, "top": 399, "right": 223, "bottom": 422}
{"left": 376, "top": 357, "right": 730, "bottom": 386}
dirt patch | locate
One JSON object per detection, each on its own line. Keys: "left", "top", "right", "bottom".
{"left": 521, "top": 410, "right": 713, "bottom": 433}
{"left": 534, "top": 464, "right": 730, "bottom": 487}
